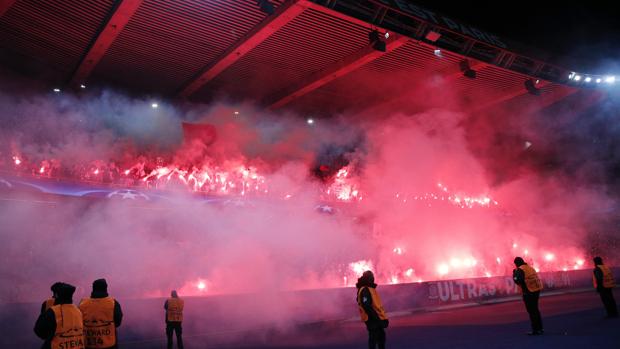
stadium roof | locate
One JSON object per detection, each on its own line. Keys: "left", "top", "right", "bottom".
{"left": 0, "top": 0, "right": 588, "bottom": 115}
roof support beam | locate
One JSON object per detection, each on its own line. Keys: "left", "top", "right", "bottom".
{"left": 470, "top": 80, "right": 552, "bottom": 113}
{"left": 360, "top": 60, "right": 488, "bottom": 115}
{"left": 69, "top": 0, "right": 143, "bottom": 87}
{"left": 0, "top": 0, "right": 17, "bottom": 17}
{"left": 178, "top": 0, "right": 309, "bottom": 98}
{"left": 267, "top": 34, "right": 410, "bottom": 109}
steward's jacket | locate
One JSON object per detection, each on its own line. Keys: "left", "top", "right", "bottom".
{"left": 513, "top": 264, "right": 543, "bottom": 294}
{"left": 357, "top": 285, "right": 388, "bottom": 329}
{"left": 35, "top": 301, "right": 84, "bottom": 349}
{"left": 79, "top": 295, "right": 121, "bottom": 349}
{"left": 164, "top": 297, "right": 184, "bottom": 323}
{"left": 593, "top": 264, "right": 616, "bottom": 291}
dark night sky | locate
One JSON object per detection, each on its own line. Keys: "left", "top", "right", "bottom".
{"left": 413, "top": 1, "right": 620, "bottom": 74}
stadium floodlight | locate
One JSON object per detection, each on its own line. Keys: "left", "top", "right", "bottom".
{"left": 596, "top": 78, "right": 602, "bottom": 83}
{"left": 53, "top": 88, "right": 61, "bottom": 93}
{"left": 369, "top": 30, "right": 386, "bottom": 52}
{"left": 573, "top": 75, "right": 581, "bottom": 81}
{"left": 307, "top": 118, "right": 314, "bottom": 125}
{"left": 524, "top": 79, "right": 541, "bottom": 96}
{"left": 459, "top": 60, "right": 476, "bottom": 79}
{"left": 584, "top": 77, "right": 591, "bottom": 83}
{"left": 151, "top": 103, "right": 159, "bottom": 109}
{"left": 605, "top": 76, "right": 615, "bottom": 83}
{"left": 80, "top": 84, "right": 86, "bottom": 89}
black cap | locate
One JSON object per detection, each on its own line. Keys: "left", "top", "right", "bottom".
{"left": 514, "top": 257, "right": 525, "bottom": 266}
{"left": 356, "top": 270, "right": 376, "bottom": 288}
{"left": 593, "top": 256, "right": 603, "bottom": 265}
{"left": 92, "top": 278, "right": 108, "bottom": 292}
{"left": 50, "top": 282, "right": 63, "bottom": 294}
{"left": 56, "top": 283, "right": 76, "bottom": 303}
{"left": 362, "top": 270, "right": 374, "bottom": 281}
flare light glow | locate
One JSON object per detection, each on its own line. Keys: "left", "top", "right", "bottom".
{"left": 3, "top": 153, "right": 587, "bottom": 292}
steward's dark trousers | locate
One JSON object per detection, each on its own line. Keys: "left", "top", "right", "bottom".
{"left": 599, "top": 288, "right": 618, "bottom": 317}
{"left": 523, "top": 291, "right": 543, "bottom": 332}
{"left": 166, "top": 322, "right": 184, "bottom": 349}
{"left": 367, "top": 326, "right": 386, "bottom": 349}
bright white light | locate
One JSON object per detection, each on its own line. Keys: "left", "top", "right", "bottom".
{"left": 434, "top": 49, "right": 442, "bottom": 57}
{"left": 437, "top": 264, "right": 449, "bottom": 276}
{"left": 384, "top": 32, "right": 390, "bottom": 39}
{"left": 151, "top": 103, "right": 159, "bottom": 108}
{"left": 584, "top": 77, "right": 591, "bottom": 82}
{"left": 545, "top": 253, "right": 554, "bottom": 261}
{"left": 605, "top": 76, "right": 615, "bottom": 83}
{"left": 524, "top": 249, "right": 529, "bottom": 255}
{"left": 80, "top": 84, "right": 86, "bottom": 89}
{"left": 574, "top": 75, "right": 581, "bottom": 81}
{"left": 197, "top": 281, "right": 206, "bottom": 290}
{"left": 485, "top": 272, "right": 491, "bottom": 278}
{"left": 306, "top": 118, "right": 314, "bottom": 125}
{"left": 450, "top": 258, "right": 461, "bottom": 268}
{"left": 463, "top": 258, "right": 476, "bottom": 268}
{"left": 405, "top": 268, "right": 414, "bottom": 277}
{"left": 393, "top": 247, "right": 403, "bottom": 255}
{"left": 535, "top": 79, "right": 540, "bottom": 84}
{"left": 577, "top": 259, "right": 584, "bottom": 266}
{"left": 234, "top": 111, "right": 239, "bottom": 115}
{"left": 53, "top": 88, "right": 61, "bottom": 93}
{"left": 349, "top": 260, "right": 374, "bottom": 277}
{"left": 596, "top": 78, "right": 602, "bottom": 83}
{"left": 496, "top": 257, "right": 501, "bottom": 264}
{"left": 512, "top": 243, "right": 518, "bottom": 249}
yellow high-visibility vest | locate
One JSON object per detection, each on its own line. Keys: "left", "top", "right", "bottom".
{"left": 79, "top": 297, "right": 116, "bottom": 348}
{"left": 357, "top": 286, "right": 388, "bottom": 322}
{"left": 593, "top": 265, "right": 616, "bottom": 288}
{"left": 166, "top": 298, "right": 184, "bottom": 322}
{"left": 50, "top": 304, "right": 85, "bottom": 349}
{"left": 519, "top": 264, "right": 543, "bottom": 292}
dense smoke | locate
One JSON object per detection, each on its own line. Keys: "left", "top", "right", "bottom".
{"left": 1, "top": 73, "right": 619, "bottom": 344}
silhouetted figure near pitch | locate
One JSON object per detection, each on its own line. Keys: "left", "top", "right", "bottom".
{"left": 79, "top": 278, "right": 123, "bottom": 348}
{"left": 40, "top": 282, "right": 63, "bottom": 315}
{"left": 356, "top": 270, "right": 389, "bottom": 349}
{"left": 593, "top": 256, "right": 618, "bottom": 318}
{"left": 34, "top": 283, "right": 85, "bottom": 349}
{"left": 513, "top": 257, "right": 544, "bottom": 335}
{"left": 164, "top": 290, "right": 184, "bottom": 349}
